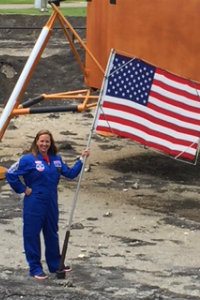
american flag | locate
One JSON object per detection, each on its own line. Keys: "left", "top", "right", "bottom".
{"left": 95, "top": 51, "right": 200, "bottom": 163}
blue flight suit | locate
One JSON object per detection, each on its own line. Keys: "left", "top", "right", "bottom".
{"left": 6, "top": 153, "right": 83, "bottom": 276}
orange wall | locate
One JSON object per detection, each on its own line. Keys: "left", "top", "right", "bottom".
{"left": 85, "top": 0, "right": 200, "bottom": 89}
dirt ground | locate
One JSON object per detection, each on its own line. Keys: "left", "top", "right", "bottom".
{"left": 1, "top": 15, "right": 200, "bottom": 300}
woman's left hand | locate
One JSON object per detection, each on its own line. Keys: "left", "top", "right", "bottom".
{"left": 80, "top": 149, "right": 90, "bottom": 160}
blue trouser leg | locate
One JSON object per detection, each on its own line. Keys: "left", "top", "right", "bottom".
{"left": 43, "top": 206, "right": 61, "bottom": 273}
{"left": 23, "top": 213, "right": 44, "bottom": 276}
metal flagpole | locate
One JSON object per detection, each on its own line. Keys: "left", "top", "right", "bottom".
{"left": 56, "top": 121, "right": 95, "bottom": 279}
{"left": 56, "top": 108, "right": 102, "bottom": 279}
{"left": 56, "top": 50, "right": 115, "bottom": 279}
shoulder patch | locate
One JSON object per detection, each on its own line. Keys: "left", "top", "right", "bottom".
{"left": 7, "top": 161, "right": 19, "bottom": 174}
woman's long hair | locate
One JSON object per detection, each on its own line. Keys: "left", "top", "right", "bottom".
{"left": 28, "top": 129, "right": 58, "bottom": 157}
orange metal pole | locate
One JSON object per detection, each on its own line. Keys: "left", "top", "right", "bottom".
{"left": 11, "top": 108, "right": 30, "bottom": 116}
{"left": 77, "top": 89, "right": 90, "bottom": 111}
{"left": 57, "top": 16, "right": 86, "bottom": 76}
{"left": 50, "top": 3, "right": 105, "bottom": 75}
{"left": 43, "top": 95, "right": 98, "bottom": 100}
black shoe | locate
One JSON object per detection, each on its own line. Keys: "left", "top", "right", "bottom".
{"left": 34, "top": 272, "right": 48, "bottom": 280}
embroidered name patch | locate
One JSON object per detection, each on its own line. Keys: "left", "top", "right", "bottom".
{"left": 53, "top": 160, "right": 62, "bottom": 168}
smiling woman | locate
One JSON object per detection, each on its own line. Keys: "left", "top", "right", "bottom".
{"left": 33, "top": 131, "right": 53, "bottom": 156}
{"left": 5, "top": 129, "right": 89, "bottom": 279}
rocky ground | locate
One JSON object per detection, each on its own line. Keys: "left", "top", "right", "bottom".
{"left": 0, "top": 15, "right": 200, "bottom": 300}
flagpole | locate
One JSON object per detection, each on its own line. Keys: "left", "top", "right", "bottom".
{"left": 56, "top": 49, "right": 116, "bottom": 279}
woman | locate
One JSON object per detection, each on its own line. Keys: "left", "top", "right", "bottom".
{"left": 6, "top": 129, "right": 89, "bottom": 280}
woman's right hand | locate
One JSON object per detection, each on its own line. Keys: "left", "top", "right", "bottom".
{"left": 25, "top": 186, "right": 32, "bottom": 196}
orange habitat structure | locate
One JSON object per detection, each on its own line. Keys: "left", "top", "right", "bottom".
{"left": 85, "top": 0, "right": 200, "bottom": 89}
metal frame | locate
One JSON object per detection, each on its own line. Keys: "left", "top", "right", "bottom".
{"left": 0, "top": 0, "right": 104, "bottom": 142}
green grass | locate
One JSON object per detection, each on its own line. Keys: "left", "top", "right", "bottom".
{"left": 0, "top": 0, "right": 85, "bottom": 3}
{"left": 0, "top": 7, "right": 86, "bottom": 16}
{"left": 0, "top": 0, "right": 86, "bottom": 16}
{"left": 0, "top": 0, "right": 33, "bottom": 3}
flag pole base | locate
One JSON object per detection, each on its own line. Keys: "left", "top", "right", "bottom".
{"left": 0, "top": 166, "right": 7, "bottom": 180}
{"left": 56, "top": 270, "right": 66, "bottom": 279}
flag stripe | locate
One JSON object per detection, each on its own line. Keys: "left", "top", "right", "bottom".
{"left": 154, "top": 75, "right": 200, "bottom": 104}
{"left": 96, "top": 124, "right": 196, "bottom": 161}
{"left": 97, "top": 119, "right": 197, "bottom": 154}
{"left": 156, "top": 68, "right": 200, "bottom": 93}
{"left": 148, "top": 97, "right": 200, "bottom": 125}
{"left": 150, "top": 86, "right": 200, "bottom": 117}
{"left": 103, "top": 97, "right": 200, "bottom": 133}
{"left": 98, "top": 113, "right": 198, "bottom": 148}
{"left": 151, "top": 82, "right": 200, "bottom": 112}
